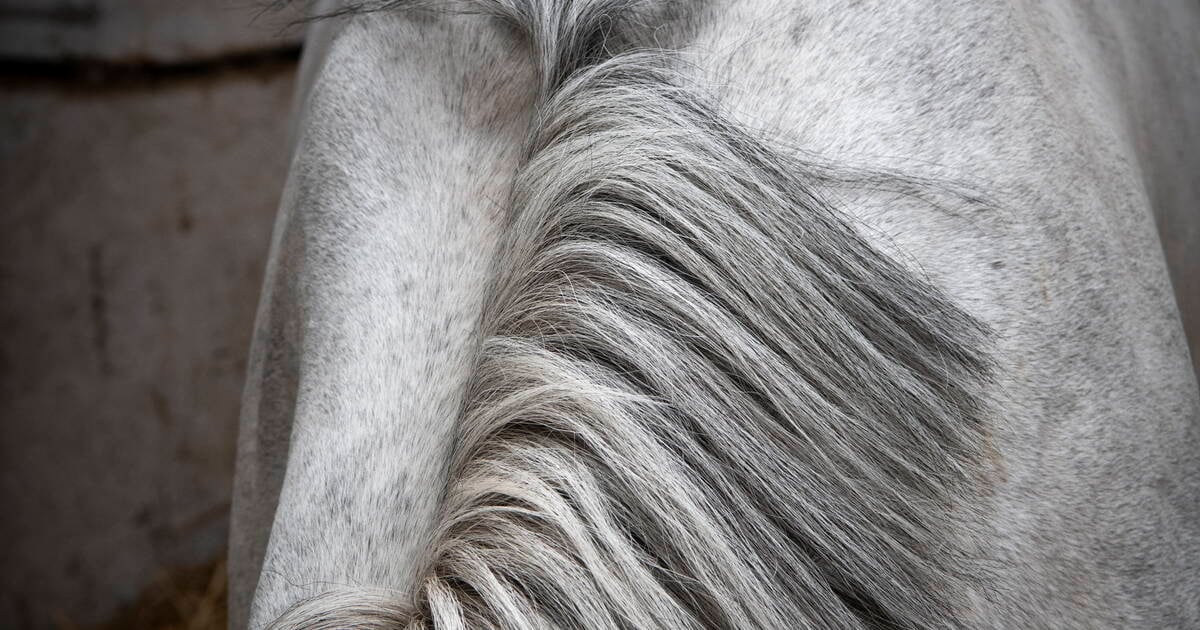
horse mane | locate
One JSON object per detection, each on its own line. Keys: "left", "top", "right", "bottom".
{"left": 271, "top": 2, "right": 996, "bottom": 628}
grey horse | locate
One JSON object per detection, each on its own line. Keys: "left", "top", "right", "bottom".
{"left": 230, "top": 1, "right": 1200, "bottom": 628}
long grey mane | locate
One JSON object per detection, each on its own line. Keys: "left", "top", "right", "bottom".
{"left": 271, "top": 1, "right": 996, "bottom": 628}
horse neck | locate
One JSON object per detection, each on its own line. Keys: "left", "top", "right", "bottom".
{"left": 243, "top": 13, "right": 536, "bottom": 627}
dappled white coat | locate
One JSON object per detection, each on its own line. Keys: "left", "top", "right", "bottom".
{"left": 231, "top": 1, "right": 1200, "bottom": 629}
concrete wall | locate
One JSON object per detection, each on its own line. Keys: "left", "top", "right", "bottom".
{"left": 0, "top": 0, "right": 304, "bottom": 62}
{"left": 0, "top": 4, "right": 300, "bottom": 627}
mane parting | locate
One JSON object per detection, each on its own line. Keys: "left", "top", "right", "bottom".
{"left": 272, "top": 2, "right": 995, "bottom": 628}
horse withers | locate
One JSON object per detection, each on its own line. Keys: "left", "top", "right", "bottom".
{"left": 231, "top": 2, "right": 1200, "bottom": 628}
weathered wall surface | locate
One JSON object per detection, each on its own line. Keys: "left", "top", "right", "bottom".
{"left": 0, "top": 0, "right": 304, "bottom": 62}
{"left": 0, "top": 3, "right": 299, "bottom": 628}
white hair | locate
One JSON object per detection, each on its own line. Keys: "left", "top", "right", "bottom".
{"left": 271, "top": 1, "right": 996, "bottom": 628}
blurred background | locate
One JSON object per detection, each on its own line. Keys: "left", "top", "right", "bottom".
{"left": 0, "top": 1, "right": 305, "bottom": 627}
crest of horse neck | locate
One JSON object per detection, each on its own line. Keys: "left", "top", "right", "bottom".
{"left": 240, "top": 13, "right": 536, "bottom": 628}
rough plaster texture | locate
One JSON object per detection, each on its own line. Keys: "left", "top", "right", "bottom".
{"left": 0, "top": 1, "right": 304, "bottom": 63}
{"left": 0, "top": 65, "right": 295, "bottom": 628}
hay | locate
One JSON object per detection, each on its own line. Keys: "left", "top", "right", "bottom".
{"left": 91, "top": 557, "right": 227, "bottom": 630}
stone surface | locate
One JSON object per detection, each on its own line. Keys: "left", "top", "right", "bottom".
{"left": 0, "top": 0, "right": 304, "bottom": 63}
{"left": 0, "top": 61, "right": 295, "bottom": 629}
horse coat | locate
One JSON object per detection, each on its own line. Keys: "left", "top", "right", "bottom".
{"left": 230, "top": 1, "right": 1200, "bottom": 628}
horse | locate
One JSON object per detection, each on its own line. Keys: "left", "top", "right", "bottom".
{"left": 229, "top": 1, "right": 1200, "bottom": 628}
